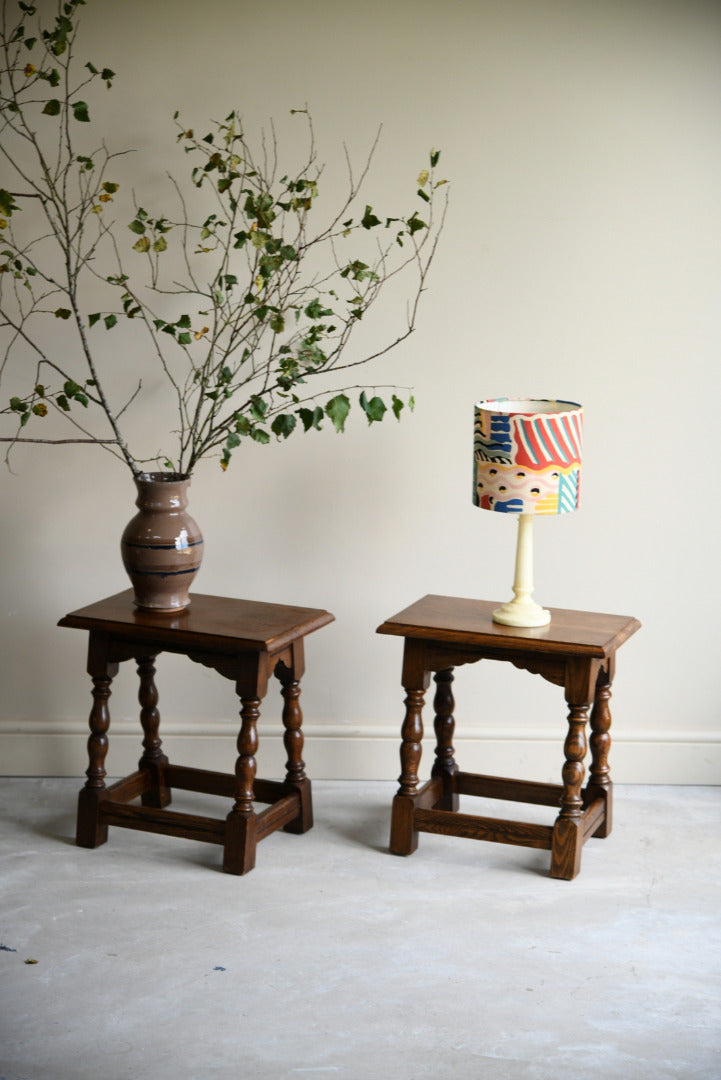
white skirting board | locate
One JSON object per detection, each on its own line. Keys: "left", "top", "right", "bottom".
{"left": 0, "top": 721, "right": 719, "bottom": 784}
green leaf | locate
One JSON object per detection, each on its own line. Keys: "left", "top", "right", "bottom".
{"left": 269, "top": 312, "right": 285, "bottom": 334}
{"left": 298, "top": 406, "right": 324, "bottom": 432}
{"left": 152, "top": 236, "right": 167, "bottom": 253}
{"left": 297, "top": 341, "right": 326, "bottom": 368}
{"left": 88, "top": 312, "right": 101, "bottom": 327}
{"left": 250, "top": 427, "right": 270, "bottom": 444}
{"left": 250, "top": 229, "right": 269, "bottom": 250}
{"left": 361, "top": 205, "right": 381, "bottom": 230}
{"left": 54, "top": 307, "right": 71, "bottom": 319}
{"left": 257, "top": 255, "right": 280, "bottom": 281}
{"left": 244, "top": 191, "right": 276, "bottom": 228}
{"left": 133, "top": 236, "right": 151, "bottom": 253}
{"left": 271, "top": 413, "right": 297, "bottom": 439}
{"left": 59, "top": 379, "right": 89, "bottom": 408}
{"left": 128, "top": 218, "right": 146, "bottom": 235}
{"left": 340, "top": 259, "right": 376, "bottom": 282}
{"left": 406, "top": 212, "right": 427, "bottom": 236}
{"left": 0, "top": 189, "right": 18, "bottom": 217}
{"left": 177, "top": 332, "right": 192, "bottom": 345}
{"left": 430, "top": 149, "right": 441, "bottom": 168}
{"left": 359, "top": 391, "right": 387, "bottom": 424}
{"left": 72, "top": 100, "right": 90, "bottom": 123}
{"left": 42, "top": 98, "right": 61, "bottom": 116}
{"left": 392, "top": 394, "right": 404, "bottom": 420}
{"left": 325, "top": 393, "right": 350, "bottom": 433}
{"left": 250, "top": 396, "right": 268, "bottom": 422}
{"left": 104, "top": 313, "right": 117, "bottom": 330}
{"left": 304, "top": 298, "right": 332, "bottom": 320}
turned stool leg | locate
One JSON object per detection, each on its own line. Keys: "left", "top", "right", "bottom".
{"left": 550, "top": 702, "right": 589, "bottom": 880}
{"left": 76, "top": 671, "right": 116, "bottom": 848}
{"left": 278, "top": 665, "right": 313, "bottom": 834}
{"left": 224, "top": 696, "right": 260, "bottom": 874}
{"left": 431, "top": 668, "right": 459, "bottom": 811}
{"left": 137, "top": 654, "right": 171, "bottom": 809}
{"left": 398, "top": 687, "right": 425, "bottom": 798}
{"left": 390, "top": 685, "right": 426, "bottom": 855}
{"left": 587, "top": 668, "right": 613, "bottom": 837}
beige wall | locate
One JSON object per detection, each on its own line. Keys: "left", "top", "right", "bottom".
{"left": 1, "top": 0, "right": 719, "bottom": 781}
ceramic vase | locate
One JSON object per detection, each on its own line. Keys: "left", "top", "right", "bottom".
{"left": 121, "top": 472, "right": 204, "bottom": 612}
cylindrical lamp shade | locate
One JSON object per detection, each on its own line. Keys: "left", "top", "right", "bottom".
{"left": 473, "top": 399, "right": 583, "bottom": 515}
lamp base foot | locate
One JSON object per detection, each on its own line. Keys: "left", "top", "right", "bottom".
{"left": 493, "top": 600, "right": 551, "bottom": 628}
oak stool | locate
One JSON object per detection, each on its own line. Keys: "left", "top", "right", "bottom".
{"left": 59, "top": 590, "right": 334, "bottom": 874}
{"left": 377, "top": 595, "right": 640, "bottom": 879}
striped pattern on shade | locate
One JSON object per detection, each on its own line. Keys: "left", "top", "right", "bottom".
{"left": 473, "top": 399, "right": 583, "bottom": 516}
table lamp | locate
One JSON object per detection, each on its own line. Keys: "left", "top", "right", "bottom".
{"left": 473, "top": 398, "right": 583, "bottom": 627}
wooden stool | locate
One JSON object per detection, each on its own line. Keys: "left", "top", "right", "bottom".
{"left": 59, "top": 590, "right": 334, "bottom": 874}
{"left": 377, "top": 595, "right": 640, "bottom": 879}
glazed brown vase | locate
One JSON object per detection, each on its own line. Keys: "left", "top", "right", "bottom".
{"left": 121, "top": 472, "right": 204, "bottom": 612}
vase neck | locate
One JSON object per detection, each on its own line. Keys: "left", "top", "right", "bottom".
{"left": 133, "top": 473, "right": 191, "bottom": 512}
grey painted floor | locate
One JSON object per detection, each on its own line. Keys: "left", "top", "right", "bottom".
{"left": 1, "top": 779, "right": 720, "bottom": 1080}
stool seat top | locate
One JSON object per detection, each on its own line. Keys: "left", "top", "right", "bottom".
{"left": 59, "top": 590, "right": 335, "bottom": 653}
{"left": 377, "top": 595, "right": 640, "bottom": 659}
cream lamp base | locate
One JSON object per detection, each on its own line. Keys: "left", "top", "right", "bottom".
{"left": 493, "top": 513, "right": 551, "bottom": 628}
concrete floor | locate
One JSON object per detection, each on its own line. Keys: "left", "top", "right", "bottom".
{"left": 1, "top": 779, "right": 719, "bottom": 1080}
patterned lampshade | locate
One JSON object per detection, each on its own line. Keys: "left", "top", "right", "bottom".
{"left": 473, "top": 398, "right": 584, "bottom": 627}
{"left": 473, "top": 399, "right": 583, "bottom": 516}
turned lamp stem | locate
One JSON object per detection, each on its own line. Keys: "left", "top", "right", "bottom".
{"left": 493, "top": 513, "right": 550, "bottom": 627}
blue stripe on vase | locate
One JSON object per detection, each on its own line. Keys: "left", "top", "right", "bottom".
{"left": 121, "top": 539, "right": 204, "bottom": 551}
{"left": 127, "top": 566, "right": 200, "bottom": 578}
